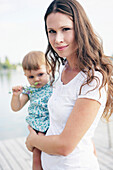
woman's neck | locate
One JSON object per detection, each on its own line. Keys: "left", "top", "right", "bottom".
{"left": 65, "top": 59, "right": 79, "bottom": 72}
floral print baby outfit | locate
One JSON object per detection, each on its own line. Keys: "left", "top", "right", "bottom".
{"left": 23, "top": 83, "right": 52, "bottom": 132}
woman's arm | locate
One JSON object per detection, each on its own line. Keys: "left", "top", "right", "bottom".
{"left": 11, "top": 86, "right": 29, "bottom": 111}
{"left": 26, "top": 98, "right": 100, "bottom": 156}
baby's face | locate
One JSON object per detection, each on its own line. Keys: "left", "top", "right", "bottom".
{"left": 24, "top": 65, "right": 49, "bottom": 88}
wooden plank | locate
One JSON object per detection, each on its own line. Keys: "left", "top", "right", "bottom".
{"left": 15, "top": 137, "right": 31, "bottom": 158}
{"left": 93, "top": 119, "right": 113, "bottom": 170}
{"left": 97, "top": 150, "right": 113, "bottom": 170}
{"left": 93, "top": 120, "right": 109, "bottom": 148}
{"left": 108, "top": 121, "right": 113, "bottom": 148}
{"left": 0, "top": 137, "right": 32, "bottom": 170}
{"left": 0, "top": 142, "right": 21, "bottom": 170}
{"left": 0, "top": 146, "right": 11, "bottom": 170}
{"left": 15, "top": 137, "right": 32, "bottom": 167}
{"left": 3, "top": 138, "right": 31, "bottom": 170}
{"left": 4, "top": 138, "right": 30, "bottom": 159}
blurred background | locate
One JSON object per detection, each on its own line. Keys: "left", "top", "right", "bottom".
{"left": 0, "top": 0, "right": 113, "bottom": 141}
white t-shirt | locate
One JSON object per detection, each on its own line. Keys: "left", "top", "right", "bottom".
{"left": 41, "top": 66, "right": 107, "bottom": 170}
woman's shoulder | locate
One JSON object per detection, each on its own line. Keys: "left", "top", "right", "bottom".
{"left": 80, "top": 70, "right": 103, "bottom": 81}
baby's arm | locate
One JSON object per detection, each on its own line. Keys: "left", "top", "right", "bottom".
{"left": 11, "top": 86, "right": 29, "bottom": 111}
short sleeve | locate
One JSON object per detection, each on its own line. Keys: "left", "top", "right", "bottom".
{"left": 22, "top": 87, "right": 31, "bottom": 98}
{"left": 78, "top": 71, "right": 107, "bottom": 105}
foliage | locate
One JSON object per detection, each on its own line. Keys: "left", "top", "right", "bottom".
{"left": 0, "top": 56, "right": 17, "bottom": 70}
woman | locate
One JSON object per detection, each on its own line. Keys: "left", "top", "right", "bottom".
{"left": 26, "top": 0, "right": 113, "bottom": 169}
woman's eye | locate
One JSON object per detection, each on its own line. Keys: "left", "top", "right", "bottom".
{"left": 48, "top": 30, "right": 56, "bottom": 34}
{"left": 63, "top": 28, "right": 71, "bottom": 31}
{"left": 28, "top": 76, "right": 34, "bottom": 79}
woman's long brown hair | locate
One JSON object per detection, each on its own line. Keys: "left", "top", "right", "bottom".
{"left": 44, "top": 0, "right": 113, "bottom": 121}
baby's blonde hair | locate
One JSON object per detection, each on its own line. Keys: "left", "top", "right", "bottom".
{"left": 22, "top": 51, "right": 46, "bottom": 70}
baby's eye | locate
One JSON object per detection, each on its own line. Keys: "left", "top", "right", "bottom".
{"left": 28, "top": 76, "right": 34, "bottom": 79}
{"left": 48, "top": 30, "right": 56, "bottom": 34}
{"left": 38, "top": 73, "right": 44, "bottom": 77}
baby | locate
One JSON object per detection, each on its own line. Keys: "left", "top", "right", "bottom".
{"left": 11, "top": 51, "right": 52, "bottom": 170}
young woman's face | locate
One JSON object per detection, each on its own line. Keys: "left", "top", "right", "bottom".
{"left": 46, "top": 12, "right": 77, "bottom": 59}
{"left": 24, "top": 65, "right": 49, "bottom": 88}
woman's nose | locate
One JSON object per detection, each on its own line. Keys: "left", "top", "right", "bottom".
{"left": 55, "top": 32, "right": 63, "bottom": 44}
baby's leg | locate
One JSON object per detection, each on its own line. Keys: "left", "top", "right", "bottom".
{"left": 33, "top": 147, "right": 42, "bottom": 170}
{"left": 32, "top": 132, "right": 44, "bottom": 170}
{"left": 92, "top": 141, "right": 97, "bottom": 156}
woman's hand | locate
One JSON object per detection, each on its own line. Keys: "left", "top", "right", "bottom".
{"left": 25, "top": 125, "right": 37, "bottom": 152}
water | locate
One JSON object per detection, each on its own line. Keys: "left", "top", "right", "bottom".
{"left": 0, "top": 68, "right": 30, "bottom": 140}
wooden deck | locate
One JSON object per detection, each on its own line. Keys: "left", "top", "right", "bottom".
{"left": 0, "top": 137, "right": 32, "bottom": 170}
{"left": 93, "top": 120, "right": 113, "bottom": 170}
{"left": 0, "top": 120, "right": 113, "bottom": 170}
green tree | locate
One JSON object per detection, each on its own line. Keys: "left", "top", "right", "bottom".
{"left": 2, "top": 56, "right": 11, "bottom": 69}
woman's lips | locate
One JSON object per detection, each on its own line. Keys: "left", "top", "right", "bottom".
{"left": 56, "top": 45, "right": 68, "bottom": 51}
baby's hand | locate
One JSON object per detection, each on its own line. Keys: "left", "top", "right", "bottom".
{"left": 12, "top": 86, "right": 23, "bottom": 96}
